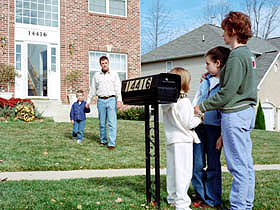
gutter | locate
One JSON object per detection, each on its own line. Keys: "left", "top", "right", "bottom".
{"left": 141, "top": 52, "right": 205, "bottom": 64}
{"left": 142, "top": 50, "right": 263, "bottom": 64}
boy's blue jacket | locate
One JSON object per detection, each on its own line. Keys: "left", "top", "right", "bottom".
{"left": 70, "top": 100, "right": 90, "bottom": 121}
{"left": 193, "top": 74, "right": 221, "bottom": 126}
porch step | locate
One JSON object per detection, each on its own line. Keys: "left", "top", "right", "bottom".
{"left": 31, "top": 100, "right": 98, "bottom": 122}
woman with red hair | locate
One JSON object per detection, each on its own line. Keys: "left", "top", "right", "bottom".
{"left": 195, "top": 11, "right": 257, "bottom": 210}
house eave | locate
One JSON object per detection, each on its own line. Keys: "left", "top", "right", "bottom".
{"left": 257, "top": 51, "right": 280, "bottom": 89}
{"left": 141, "top": 52, "right": 205, "bottom": 64}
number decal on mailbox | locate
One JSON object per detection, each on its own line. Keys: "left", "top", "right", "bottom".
{"left": 125, "top": 77, "right": 153, "bottom": 92}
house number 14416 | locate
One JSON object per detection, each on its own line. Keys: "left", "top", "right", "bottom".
{"left": 28, "top": 30, "right": 47, "bottom": 37}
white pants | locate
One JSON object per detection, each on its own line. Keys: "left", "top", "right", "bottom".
{"left": 166, "top": 142, "right": 193, "bottom": 210}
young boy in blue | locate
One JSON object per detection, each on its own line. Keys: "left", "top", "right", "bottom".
{"left": 192, "top": 46, "right": 230, "bottom": 208}
{"left": 70, "top": 90, "right": 90, "bottom": 144}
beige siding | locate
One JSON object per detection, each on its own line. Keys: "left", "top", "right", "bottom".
{"left": 258, "top": 56, "right": 280, "bottom": 131}
{"left": 141, "top": 56, "right": 206, "bottom": 100}
{"left": 258, "top": 57, "right": 280, "bottom": 108}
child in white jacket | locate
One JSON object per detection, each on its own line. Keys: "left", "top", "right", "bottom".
{"left": 161, "top": 67, "right": 203, "bottom": 210}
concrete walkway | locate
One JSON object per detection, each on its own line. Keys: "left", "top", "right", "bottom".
{"left": 1, "top": 164, "right": 280, "bottom": 181}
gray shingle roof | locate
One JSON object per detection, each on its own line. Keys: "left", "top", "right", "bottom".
{"left": 256, "top": 51, "right": 280, "bottom": 85}
{"left": 141, "top": 24, "right": 278, "bottom": 64}
{"left": 268, "top": 37, "right": 280, "bottom": 50}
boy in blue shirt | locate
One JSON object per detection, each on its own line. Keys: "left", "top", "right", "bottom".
{"left": 70, "top": 90, "right": 90, "bottom": 144}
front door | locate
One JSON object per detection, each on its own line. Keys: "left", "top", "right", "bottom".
{"left": 27, "top": 44, "right": 48, "bottom": 97}
{"left": 14, "top": 42, "right": 60, "bottom": 99}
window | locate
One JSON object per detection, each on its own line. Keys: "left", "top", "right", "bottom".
{"left": 15, "top": 0, "right": 59, "bottom": 27}
{"left": 89, "top": 51, "right": 127, "bottom": 86}
{"left": 89, "top": 0, "right": 126, "bottom": 17}
{"left": 166, "top": 61, "right": 173, "bottom": 72}
{"left": 51, "top": 47, "right": 56, "bottom": 72}
{"left": 15, "top": 44, "right": 22, "bottom": 70}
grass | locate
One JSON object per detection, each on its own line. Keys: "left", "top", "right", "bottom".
{"left": 0, "top": 118, "right": 279, "bottom": 172}
{"left": 0, "top": 171, "right": 279, "bottom": 210}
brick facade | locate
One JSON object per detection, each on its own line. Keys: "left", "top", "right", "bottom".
{"left": 0, "top": 0, "right": 140, "bottom": 103}
{"left": 0, "top": 0, "right": 15, "bottom": 92}
{"left": 60, "top": 0, "right": 140, "bottom": 103}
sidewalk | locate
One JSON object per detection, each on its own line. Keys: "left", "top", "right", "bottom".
{"left": 1, "top": 164, "right": 280, "bottom": 181}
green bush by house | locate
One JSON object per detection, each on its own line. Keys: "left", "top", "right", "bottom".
{"left": 255, "top": 101, "right": 266, "bottom": 130}
{"left": 117, "top": 106, "right": 145, "bottom": 121}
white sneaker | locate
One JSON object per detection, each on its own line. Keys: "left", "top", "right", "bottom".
{"left": 77, "top": 140, "right": 82, "bottom": 144}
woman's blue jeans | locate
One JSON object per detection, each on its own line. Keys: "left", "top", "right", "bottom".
{"left": 221, "top": 106, "right": 255, "bottom": 210}
{"left": 72, "top": 120, "right": 86, "bottom": 141}
{"left": 97, "top": 97, "right": 117, "bottom": 147}
{"left": 192, "top": 124, "right": 222, "bottom": 207}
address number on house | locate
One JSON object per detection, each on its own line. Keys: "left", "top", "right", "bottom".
{"left": 28, "top": 30, "right": 48, "bottom": 37}
{"left": 124, "top": 77, "right": 153, "bottom": 92}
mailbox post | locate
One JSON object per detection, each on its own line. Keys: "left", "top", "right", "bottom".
{"left": 121, "top": 73, "right": 181, "bottom": 210}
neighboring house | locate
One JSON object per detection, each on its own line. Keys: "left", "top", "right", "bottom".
{"left": 141, "top": 24, "right": 280, "bottom": 131}
{"left": 0, "top": 0, "right": 140, "bottom": 109}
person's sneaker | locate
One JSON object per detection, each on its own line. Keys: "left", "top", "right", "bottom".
{"left": 77, "top": 140, "right": 82, "bottom": 144}
{"left": 108, "top": 146, "right": 115, "bottom": 150}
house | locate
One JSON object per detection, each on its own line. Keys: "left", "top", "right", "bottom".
{"left": 141, "top": 24, "right": 280, "bottom": 131}
{"left": 0, "top": 0, "right": 140, "bottom": 121}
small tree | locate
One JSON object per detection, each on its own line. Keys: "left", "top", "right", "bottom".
{"left": 65, "top": 70, "right": 81, "bottom": 93}
{"left": 0, "top": 63, "right": 20, "bottom": 92}
{"left": 254, "top": 101, "right": 266, "bottom": 130}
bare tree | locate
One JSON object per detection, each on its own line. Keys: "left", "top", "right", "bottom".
{"left": 141, "top": 0, "right": 171, "bottom": 54}
{"left": 202, "top": 0, "right": 232, "bottom": 25}
{"left": 243, "top": 0, "right": 280, "bottom": 39}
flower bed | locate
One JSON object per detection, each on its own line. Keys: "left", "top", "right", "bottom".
{"left": 0, "top": 97, "right": 33, "bottom": 109}
{"left": 0, "top": 97, "right": 41, "bottom": 122}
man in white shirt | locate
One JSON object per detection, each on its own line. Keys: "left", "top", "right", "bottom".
{"left": 86, "top": 56, "right": 122, "bottom": 150}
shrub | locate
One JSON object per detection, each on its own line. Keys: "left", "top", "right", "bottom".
{"left": 117, "top": 106, "right": 145, "bottom": 121}
{"left": 255, "top": 101, "right": 266, "bottom": 130}
{"left": 0, "top": 105, "right": 17, "bottom": 121}
{"left": 0, "top": 63, "right": 20, "bottom": 92}
{"left": 0, "top": 97, "right": 42, "bottom": 122}
{"left": 15, "top": 103, "right": 35, "bottom": 122}
{"left": 65, "top": 70, "right": 82, "bottom": 93}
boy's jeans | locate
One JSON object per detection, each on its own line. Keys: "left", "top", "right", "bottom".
{"left": 221, "top": 106, "right": 255, "bottom": 210}
{"left": 97, "top": 97, "right": 117, "bottom": 147}
{"left": 192, "top": 124, "right": 222, "bottom": 207}
{"left": 72, "top": 120, "right": 86, "bottom": 141}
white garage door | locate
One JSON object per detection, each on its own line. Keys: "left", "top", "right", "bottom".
{"left": 278, "top": 106, "right": 280, "bottom": 132}
{"left": 262, "top": 103, "right": 274, "bottom": 131}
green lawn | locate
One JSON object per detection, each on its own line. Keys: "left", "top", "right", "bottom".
{"left": 0, "top": 118, "right": 279, "bottom": 172}
{"left": 1, "top": 171, "right": 279, "bottom": 210}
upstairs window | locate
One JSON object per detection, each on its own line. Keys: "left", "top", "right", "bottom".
{"left": 89, "top": 0, "right": 126, "bottom": 17}
{"left": 15, "top": 0, "right": 59, "bottom": 27}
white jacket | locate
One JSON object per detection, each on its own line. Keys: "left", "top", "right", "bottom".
{"left": 161, "top": 97, "right": 201, "bottom": 145}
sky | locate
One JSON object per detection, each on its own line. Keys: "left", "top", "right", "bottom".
{"left": 140, "top": 0, "right": 280, "bottom": 53}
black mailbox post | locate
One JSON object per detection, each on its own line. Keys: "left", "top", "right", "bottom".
{"left": 121, "top": 73, "right": 181, "bottom": 210}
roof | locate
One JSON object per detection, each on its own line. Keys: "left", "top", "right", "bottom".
{"left": 268, "top": 37, "right": 280, "bottom": 50}
{"left": 256, "top": 50, "right": 280, "bottom": 85}
{"left": 141, "top": 24, "right": 278, "bottom": 64}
